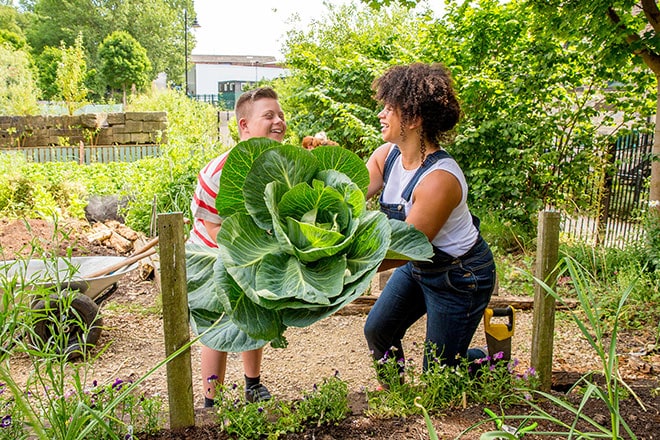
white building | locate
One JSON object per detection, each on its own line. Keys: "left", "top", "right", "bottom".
{"left": 188, "top": 55, "right": 289, "bottom": 108}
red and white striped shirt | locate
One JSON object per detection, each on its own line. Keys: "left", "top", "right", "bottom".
{"left": 188, "top": 151, "right": 230, "bottom": 248}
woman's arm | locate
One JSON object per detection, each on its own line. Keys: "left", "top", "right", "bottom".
{"left": 366, "top": 143, "right": 392, "bottom": 199}
{"left": 406, "top": 169, "right": 462, "bottom": 241}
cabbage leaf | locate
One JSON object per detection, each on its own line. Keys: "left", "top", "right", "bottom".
{"left": 186, "top": 139, "right": 433, "bottom": 351}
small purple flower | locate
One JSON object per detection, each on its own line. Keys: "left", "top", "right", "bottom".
{"left": 231, "top": 383, "right": 238, "bottom": 390}
{"left": 257, "top": 407, "right": 264, "bottom": 413}
{"left": 493, "top": 351, "right": 504, "bottom": 360}
{"left": 524, "top": 367, "right": 537, "bottom": 380}
{"left": 92, "top": 380, "right": 98, "bottom": 387}
{"left": 334, "top": 370, "right": 340, "bottom": 377}
{"left": 206, "top": 374, "right": 219, "bottom": 383}
{"left": 313, "top": 383, "right": 318, "bottom": 391}
{"left": 112, "top": 378, "right": 124, "bottom": 390}
{"left": 0, "top": 415, "right": 11, "bottom": 428}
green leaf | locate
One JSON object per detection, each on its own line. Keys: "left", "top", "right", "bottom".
{"left": 386, "top": 218, "right": 434, "bottom": 261}
{"left": 214, "top": 256, "right": 284, "bottom": 342}
{"left": 216, "top": 137, "right": 282, "bottom": 217}
{"left": 310, "top": 145, "right": 370, "bottom": 195}
{"left": 216, "top": 212, "right": 281, "bottom": 305}
{"left": 243, "top": 144, "right": 319, "bottom": 229}
{"left": 255, "top": 253, "right": 346, "bottom": 308}
{"left": 186, "top": 245, "right": 267, "bottom": 352}
{"left": 344, "top": 210, "right": 391, "bottom": 283}
{"left": 186, "top": 244, "right": 225, "bottom": 315}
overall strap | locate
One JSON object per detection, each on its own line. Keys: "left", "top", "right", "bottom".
{"left": 382, "top": 144, "right": 401, "bottom": 184}
{"left": 400, "top": 149, "right": 451, "bottom": 202}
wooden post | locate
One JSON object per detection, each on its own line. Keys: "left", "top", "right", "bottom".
{"left": 158, "top": 212, "right": 195, "bottom": 428}
{"left": 530, "top": 210, "right": 561, "bottom": 392}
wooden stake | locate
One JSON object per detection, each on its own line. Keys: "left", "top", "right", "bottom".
{"left": 159, "top": 212, "right": 195, "bottom": 429}
{"left": 530, "top": 210, "right": 561, "bottom": 392}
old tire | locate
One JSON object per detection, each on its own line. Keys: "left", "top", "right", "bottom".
{"left": 31, "top": 292, "right": 103, "bottom": 359}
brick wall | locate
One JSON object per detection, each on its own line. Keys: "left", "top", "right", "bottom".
{"left": 0, "top": 112, "right": 167, "bottom": 148}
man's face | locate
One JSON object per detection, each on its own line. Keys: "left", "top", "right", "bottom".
{"left": 240, "top": 98, "right": 287, "bottom": 142}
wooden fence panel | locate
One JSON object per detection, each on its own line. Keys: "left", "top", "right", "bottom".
{"left": 1, "top": 144, "right": 162, "bottom": 164}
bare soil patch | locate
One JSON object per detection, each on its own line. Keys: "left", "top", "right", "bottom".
{"left": 2, "top": 218, "right": 659, "bottom": 439}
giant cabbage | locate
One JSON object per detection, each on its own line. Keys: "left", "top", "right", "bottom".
{"left": 186, "top": 138, "right": 433, "bottom": 351}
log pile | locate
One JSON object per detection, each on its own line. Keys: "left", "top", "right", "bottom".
{"left": 85, "top": 220, "right": 159, "bottom": 283}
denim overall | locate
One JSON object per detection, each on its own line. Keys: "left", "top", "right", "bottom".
{"left": 364, "top": 146, "right": 496, "bottom": 370}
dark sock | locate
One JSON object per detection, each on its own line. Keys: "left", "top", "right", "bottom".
{"left": 204, "top": 397, "right": 215, "bottom": 408}
{"left": 245, "top": 375, "right": 260, "bottom": 389}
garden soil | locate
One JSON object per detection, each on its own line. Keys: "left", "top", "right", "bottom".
{"left": 1, "top": 218, "right": 659, "bottom": 439}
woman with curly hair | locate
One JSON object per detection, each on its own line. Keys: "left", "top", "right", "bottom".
{"left": 363, "top": 63, "right": 496, "bottom": 383}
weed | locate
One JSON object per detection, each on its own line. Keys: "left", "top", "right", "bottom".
{"left": 212, "top": 372, "right": 350, "bottom": 439}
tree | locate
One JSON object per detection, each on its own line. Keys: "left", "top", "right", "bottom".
{"left": 34, "top": 45, "right": 61, "bottom": 100}
{"left": 282, "top": 0, "right": 654, "bottom": 230}
{"left": 98, "top": 31, "right": 152, "bottom": 105}
{"left": 0, "top": 4, "right": 28, "bottom": 50}
{"left": 56, "top": 33, "right": 88, "bottom": 115}
{"left": 20, "top": 0, "right": 195, "bottom": 88}
{"left": 0, "top": 45, "right": 40, "bottom": 115}
{"left": 280, "top": 3, "right": 429, "bottom": 156}
{"left": 527, "top": 0, "right": 660, "bottom": 211}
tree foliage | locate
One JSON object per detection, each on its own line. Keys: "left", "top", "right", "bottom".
{"left": 0, "top": 45, "right": 40, "bottom": 116}
{"left": 19, "top": 0, "right": 196, "bottom": 94}
{"left": 527, "top": 0, "right": 660, "bottom": 209}
{"left": 281, "top": 0, "right": 654, "bottom": 229}
{"left": 56, "top": 33, "right": 88, "bottom": 115}
{"left": 279, "top": 3, "right": 433, "bottom": 156}
{"left": 98, "top": 31, "right": 152, "bottom": 104}
{"left": 34, "top": 45, "right": 61, "bottom": 100}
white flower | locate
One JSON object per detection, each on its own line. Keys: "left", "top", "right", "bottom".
{"left": 650, "top": 200, "right": 660, "bottom": 208}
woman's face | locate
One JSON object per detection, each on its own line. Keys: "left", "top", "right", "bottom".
{"left": 377, "top": 104, "right": 402, "bottom": 143}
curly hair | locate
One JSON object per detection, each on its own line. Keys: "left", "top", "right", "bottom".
{"left": 372, "top": 63, "right": 461, "bottom": 149}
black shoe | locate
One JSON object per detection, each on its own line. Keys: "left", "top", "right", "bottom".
{"left": 245, "top": 383, "right": 272, "bottom": 403}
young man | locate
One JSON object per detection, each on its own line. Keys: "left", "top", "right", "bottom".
{"left": 189, "top": 87, "right": 287, "bottom": 406}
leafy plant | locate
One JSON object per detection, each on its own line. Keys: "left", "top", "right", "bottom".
{"left": 528, "top": 256, "right": 640, "bottom": 439}
{"left": 467, "top": 256, "right": 645, "bottom": 439}
{"left": 0, "top": 232, "right": 168, "bottom": 440}
{"left": 366, "top": 349, "right": 538, "bottom": 419}
{"left": 213, "top": 372, "right": 350, "bottom": 439}
{"left": 186, "top": 138, "right": 433, "bottom": 351}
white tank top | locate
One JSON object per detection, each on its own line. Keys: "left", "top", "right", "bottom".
{"left": 381, "top": 148, "right": 478, "bottom": 257}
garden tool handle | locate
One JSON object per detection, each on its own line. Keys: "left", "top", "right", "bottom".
{"left": 84, "top": 237, "right": 159, "bottom": 279}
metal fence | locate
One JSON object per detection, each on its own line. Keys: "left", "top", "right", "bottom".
{"left": 1, "top": 144, "right": 161, "bottom": 164}
{"left": 192, "top": 94, "right": 234, "bottom": 109}
{"left": 560, "top": 131, "right": 652, "bottom": 248}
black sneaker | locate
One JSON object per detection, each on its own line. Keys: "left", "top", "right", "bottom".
{"left": 245, "top": 383, "right": 272, "bottom": 403}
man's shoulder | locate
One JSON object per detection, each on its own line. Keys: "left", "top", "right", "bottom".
{"left": 201, "top": 151, "right": 231, "bottom": 177}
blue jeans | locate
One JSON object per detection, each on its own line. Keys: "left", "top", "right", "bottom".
{"left": 364, "top": 236, "right": 496, "bottom": 370}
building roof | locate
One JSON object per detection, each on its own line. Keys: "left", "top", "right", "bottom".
{"left": 191, "top": 54, "right": 281, "bottom": 66}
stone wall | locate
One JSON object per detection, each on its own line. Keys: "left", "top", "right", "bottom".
{"left": 0, "top": 112, "right": 167, "bottom": 148}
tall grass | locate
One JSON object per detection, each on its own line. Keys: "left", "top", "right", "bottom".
{"left": 470, "top": 256, "right": 646, "bottom": 439}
